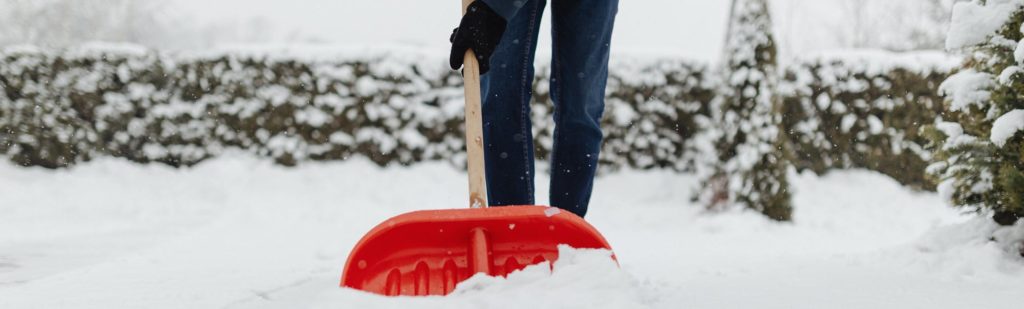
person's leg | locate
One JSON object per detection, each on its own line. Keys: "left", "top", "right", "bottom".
{"left": 548, "top": 0, "right": 618, "bottom": 217}
{"left": 480, "top": 0, "right": 547, "bottom": 206}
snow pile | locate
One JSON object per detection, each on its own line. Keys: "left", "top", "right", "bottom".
{"left": 450, "top": 247, "right": 626, "bottom": 297}
{"left": 946, "top": 0, "right": 1024, "bottom": 50}
{"left": 911, "top": 217, "right": 1024, "bottom": 280}
{"left": 307, "top": 246, "right": 650, "bottom": 309}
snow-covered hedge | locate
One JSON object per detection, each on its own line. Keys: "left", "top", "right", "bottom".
{"left": 548, "top": 59, "right": 715, "bottom": 172}
{"left": 0, "top": 46, "right": 714, "bottom": 170}
{"left": 780, "top": 51, "right": 961, "bottom": 190}
{"left": 0, "top": 46, "right": 468, "bottom": 168}
{"left": 0, "top": 45, "right": 955, "bottom": 193}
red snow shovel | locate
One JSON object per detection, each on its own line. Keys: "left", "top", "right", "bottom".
{"left": 339, "top": 0, "right": 615, "bottom": 296}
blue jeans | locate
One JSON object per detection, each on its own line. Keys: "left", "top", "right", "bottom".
{"left": 480, "top": 0, "right": 618, "bottom": 218}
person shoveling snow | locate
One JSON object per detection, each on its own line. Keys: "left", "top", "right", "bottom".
{"left": 450, "top": 0, "right": 618, "bottom": 218}
{"left": 338, "top": 0, "right": 621, "bottom": 296}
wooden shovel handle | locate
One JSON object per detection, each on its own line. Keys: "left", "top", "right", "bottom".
{"left": 462, "top": 0, "right": 488, "bottom": 208}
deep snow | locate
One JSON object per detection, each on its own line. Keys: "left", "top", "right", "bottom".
{"left": 1, "top": 155, "right": 1023, "bottom": 308}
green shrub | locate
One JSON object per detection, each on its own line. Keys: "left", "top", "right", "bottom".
{"left": 0, "top": 44, "right": 964, "bottom": 223}
{"left": 781, "top": 51, "right": 957, "bottom": 190}
{"left": 695, "top": 0, "right": 792, "bottom": 221}
{"left": 0, "top": 46, "right": 714, "bottom": 172}
{"left": 925, "top": 3, "right": 1024, "bottom": 225}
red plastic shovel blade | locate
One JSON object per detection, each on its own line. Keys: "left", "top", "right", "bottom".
{"left": 340, "top": 205, "right": 613, "bottom": 296}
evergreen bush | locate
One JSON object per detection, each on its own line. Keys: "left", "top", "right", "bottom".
{"left": 924, "top": 0, "right": 1024, "bottom": 225}
{"left": 781, "top": 51, "right": 958, "bottom": 190}
{"left": 696, "top": 0, "right": 793, "bottom": 221}
{"left": 0, "top": 43, "right": 962, "bottom": 224}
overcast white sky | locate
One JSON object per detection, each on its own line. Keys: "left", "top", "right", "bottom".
{"left": 0, "top": 0, "right": 947, "bottom": 64}
{"left": 167, "top": 0, "right": 730, "bottom": 62}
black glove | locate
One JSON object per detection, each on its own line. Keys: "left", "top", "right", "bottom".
{"left": 450, "top": 1, "right": 507, "bottom": 75}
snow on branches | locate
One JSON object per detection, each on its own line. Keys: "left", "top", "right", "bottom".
{"left": 926, "top": 0, "right": 1024, "bottom": 225}
{"left": 0, "top": 42, "right": 962, "bottom": 222}
{"left": 781, "top": 50, "right": 959, "bottom": 191}
{"left": 696, "top": 0, "right": 793, "bottom": 221}
{"left": 0, "top": 45, "right": 715, "bottom": 172}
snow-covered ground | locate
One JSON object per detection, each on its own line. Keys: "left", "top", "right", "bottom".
{"left": 1, "top": 155, "right": 1022, "bottom": 308}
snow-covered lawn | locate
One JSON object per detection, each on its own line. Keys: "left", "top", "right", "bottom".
{"left": 1, "top": 155, "right": 1022, "bottom": 308}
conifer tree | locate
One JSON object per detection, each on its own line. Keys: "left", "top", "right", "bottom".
{"left": 925, "top": 0, "right": 1024, "bottom": 225}
{"left": 697, "top": 0, "right": 792, "bottom": 221}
